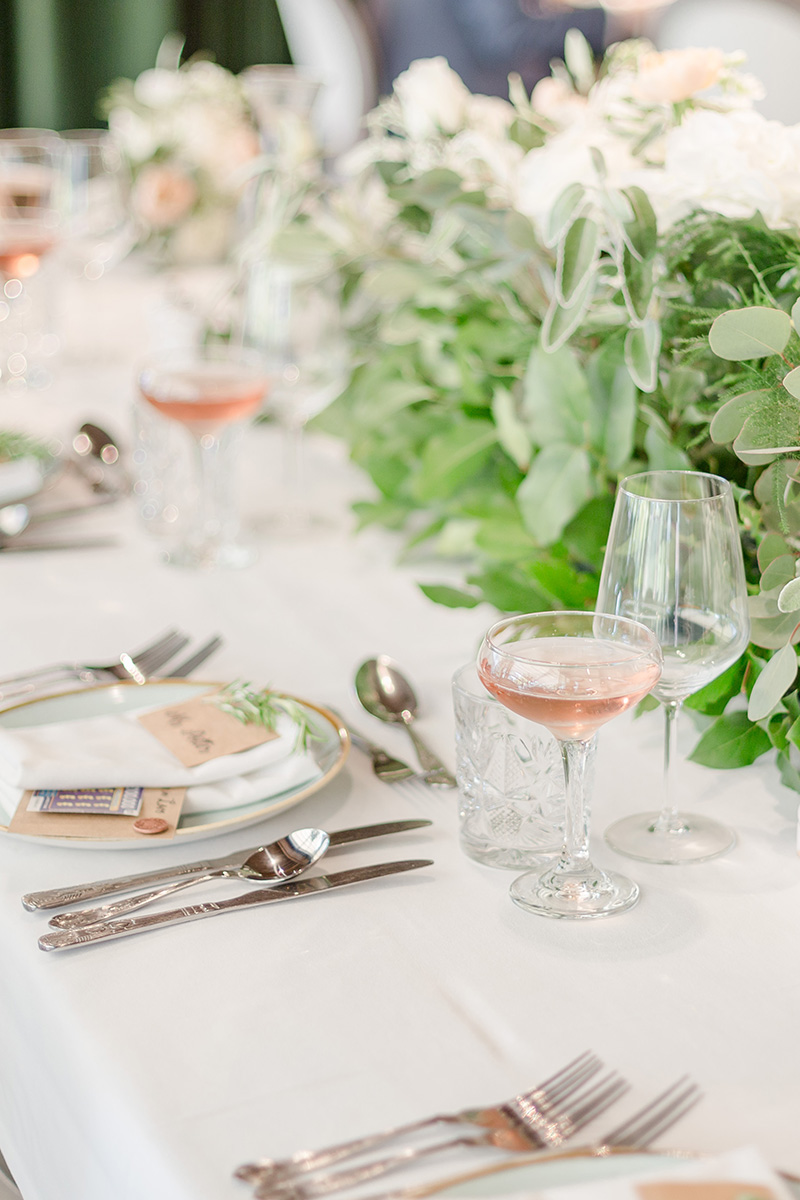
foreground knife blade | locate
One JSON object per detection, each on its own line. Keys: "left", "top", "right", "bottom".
{"left": 22, "top": 819, "right": 433, "bottom": 910}
{"left": 38, "top": 859, "right": 433, "bottom": 951}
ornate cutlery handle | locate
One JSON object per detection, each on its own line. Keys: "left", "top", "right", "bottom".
{"left": 403, "top": 724, "right": 456, "bottom": 788}
{"left": 48, "top": 870, "right": 228, "bottom": 929}
{"left": 252, "top": 1135, "right": 493, "bottom": 1200}
{"left": 22, "top": 859, "right": 222, "bottom": 910}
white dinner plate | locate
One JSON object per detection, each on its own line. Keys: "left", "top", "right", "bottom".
{"left": 0, "top": 680, "right": 349, "bottom": 848}
{"left": 416, "top": 1148, "right": 800, "bottom": 1199}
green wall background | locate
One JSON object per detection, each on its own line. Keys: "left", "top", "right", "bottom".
{"left": 0, "top": 0, "right": 290, "bottom": 131}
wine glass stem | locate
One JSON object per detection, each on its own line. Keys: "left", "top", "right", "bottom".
{"left": 558, "top": 735, "right": 596, "bottom": 873}
{"left": 654, "top": 699, "right": 687, "bottom": 835}
{"left": 192, "top": 430, "right": 225, "bottom": 547}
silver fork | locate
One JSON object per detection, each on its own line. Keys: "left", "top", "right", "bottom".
{"left": 328, "top": 710, "right": 416, "bottom": 783}
{"left": 249, "top": 1069, "right": 629, "bottom": 1199}
{"left": 349, "top": 1078, "right": 703, "bottom": 1200}
{"left": 0, "top": 628, "right": 189, "bottom": 701}
{"left": 163, "top": 635, "right": 224, "bottom": 679}
{"left": 235, "top": 1053, "right": 608, "bottom": 1188}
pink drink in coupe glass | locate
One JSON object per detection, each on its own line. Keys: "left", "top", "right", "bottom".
{"left": 479, "top": 637, "right": 662, "bottom": 742}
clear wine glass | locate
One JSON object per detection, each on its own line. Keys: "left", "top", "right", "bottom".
{"left": 0, "top": 136, "right": 67, "bottom": 388}
{"left": 137, "top": 345, "right": 267, "bottom": 569}
{"left": 241, "top": 258, "right": 348, "bottom": 532}
{"left": 477, "top": 611, "right": 662, "bottom": 919}
{"left": 596, "top": 470, "right": 751, "bottom": 864}
{"left": 60, "top": 130, "right": 135, "bottom": 280}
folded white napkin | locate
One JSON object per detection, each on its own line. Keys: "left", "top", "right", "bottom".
{"left": 0, "top": 707, "right": 300, "bottom": 790}
{"left": 0, "top": 703, "right": 324, "bottom": 818}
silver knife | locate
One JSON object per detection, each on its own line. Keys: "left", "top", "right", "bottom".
{"left": 38, "top": 859, "right": 433, "bottom": 951}
{"left": 21, "top": 819, "right": 433, "bottom": 910}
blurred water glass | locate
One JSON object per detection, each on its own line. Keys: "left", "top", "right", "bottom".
{"left": 452, "top": 663, "right": 564, "bottom": 868}
{"left": 60, "top": 130, "right": 135, "bottom": 280}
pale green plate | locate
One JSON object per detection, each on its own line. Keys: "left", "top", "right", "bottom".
{"left": 0, "top": 680, "right": 348, "bottom": 848}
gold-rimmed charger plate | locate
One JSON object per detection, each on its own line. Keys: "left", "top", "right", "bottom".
{"left": 0, "top": 679, "right": 349, "bottom": 848}
{"left": 406, "top": 1148, "right": 800, "bottom": 1199}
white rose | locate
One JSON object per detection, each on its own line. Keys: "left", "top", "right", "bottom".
{"left": 107, "top": 107, "right": 159, "bottom": 162}
{"left": 465, "top": 94, "right": 514, "bottom": 139}
{"left": 393, "top": 57, "right": 470, "bottom": 140}
{"left": 133, "top": 68, "right": 185, "bottom": 108}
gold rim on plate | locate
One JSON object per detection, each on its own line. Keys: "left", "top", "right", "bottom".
{"left": 0, "top": 679, "right": 350, "bottom": 845}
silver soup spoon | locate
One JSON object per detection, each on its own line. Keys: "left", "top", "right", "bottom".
{"left": 355, "top": 656, "right": 456, "bottom": 788}
{"left": 48, "top": 828, "right": 330, "bottom": 930}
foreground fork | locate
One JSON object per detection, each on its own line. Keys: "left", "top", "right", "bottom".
{"left": 0, "top": 628, "right": 188, "bottom": 702}
{"left": 348, "top": 1078, "right": 703, "bottom": 1200}
{"left": 235, "top": 1053, "right": 608, "bottom": 1190}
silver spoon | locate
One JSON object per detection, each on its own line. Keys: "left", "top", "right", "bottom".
{"left": 48, "top": 827, "right": 331, "bottom": 929}
{"left": 355, "top": 657, "right": 456, "bottom": 788}
{"left": 0, "top": 495, "right": 118, "bottom": 539}
{"left": 71, "top": 422, "right": 128, "bottom": 493}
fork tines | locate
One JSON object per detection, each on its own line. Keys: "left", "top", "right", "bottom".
{"left": 602, "top": 1076, "right": 703, "bottom": 1149}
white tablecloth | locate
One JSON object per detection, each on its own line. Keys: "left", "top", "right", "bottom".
{"left": 0, "top": 265, "right": 799, "bottom": 1200}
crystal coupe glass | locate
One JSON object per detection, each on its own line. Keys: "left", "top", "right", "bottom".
{"left": 596, "top": 470, "right": 750, "bottom": 864}
{"left": 478, "top": 611, "right": 662, "bottom": 919}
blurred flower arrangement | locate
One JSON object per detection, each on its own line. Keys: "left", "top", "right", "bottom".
{"left": 104, "top": 55, "right": 261, "bottom": 263}
{"left": 281, "top": 37, "right": 800, "bottom": 787}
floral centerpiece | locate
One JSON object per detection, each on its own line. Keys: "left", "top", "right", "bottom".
{"left": 281, "top": 37, "right": 800, "bottom": 791}
{"left": 104, "top": 55, "right": 261, "bottom": 263}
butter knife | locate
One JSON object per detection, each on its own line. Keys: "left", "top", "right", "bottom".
{"left": 22, "top": 818, "right": 433, "bottom": 910}
{"left": 38, "top": 859, "right": 433, "bottom": 951}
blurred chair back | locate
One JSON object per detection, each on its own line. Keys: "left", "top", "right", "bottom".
{"left": 656, "top": 0, "right": 800, "bottom": 123}
{"left": 275, "top": 0, "right": 377, "bottom": 156}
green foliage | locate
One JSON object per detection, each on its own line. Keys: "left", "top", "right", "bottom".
{"left": 212, "top": 682, "right": 321, "bottom": 751}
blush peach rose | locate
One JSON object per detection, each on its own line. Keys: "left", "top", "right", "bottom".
{"left": 633, "top": 48, "right": 726, "bottom": 105}
{"left": 131, "top": 163, "right": 197, "bottom": 229}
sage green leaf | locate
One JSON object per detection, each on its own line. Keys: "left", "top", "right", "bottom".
{"left": 505, "top": 211, "right": 538, "bottom": 250}
{"left": 556, "top": 216, "right": 600, "bottom": 307}
{"left": 584, "top": 342, "right": 637, "bottom": 470}
{"left": 562, "top": 494, "right": 616, "bottom": 572}
{"left": 791, "top": 296, "right": 800, "bottom": 330}
{"left": 413, "top": 420, "right": 497, "bottom": 503}
{"left": 625, "top": 320, "right": 661, "bottom": 393}
{"left": 708, "top": 306, "right": 791, "bottom": 360}
{"left": 778, "top": 749, "right": 800, "bottom": 793}
{"left": 589, "top": 146, "right": 607, "bottom": 180}
{"left": 684, "top": 656, "right": 747, "bottom": 715}
{"left": 467, "top": 566, "right": 550, "bottom": 613}
{"left": 621, "top": 244, "right": 654, "bottom": 322}
{"left": 474, "top": 515, "right": 537, "bottom": 562}
{"left": 541, "top": 272, "right": 596, "bottom": 352}
{"left": 620, "top": 186, "right": 658, "bottom": 260}
{"left": 788, "top": 714, "right": 800, "bottom": 750}
{"left": 760, "top": 554, "right": 796, "bottom": 592}
{"left": 758, "top": 532, "right": 792, "bottom": 571}
{"left": 362, "top": 262, "right": 430, "bottom": 302}
{"left": 492, "top": 386, "right": 531, "bottom": 470}
{"left": 768, "top": 714, "right": 791, "bottom": 752}
{"left": 709, "top": 390, "right": 766, "bottom": 445}
{"left": 389, "top": 168, "right": 463, "bottom": 208}
{"left": 778, "top": 576, "right": 800, "bottom": 613}
{"left": 688, "top": 712, "right": 772, "bottom": 769}
{"left": 517, "top": 444, "right": 593, "bottom": 546}
{"left": 522, "top": 345, "right": 593, "bottom": 447}
{"left": 564, "top": 27, "right": 595, "bottom": 93}
{"left": 418, "top": 584, "right": 480, "bottom": 609}
{"left": 783, "top": 365, "right": 800, "bottom": 400}
{"left": 528, "top": 557, "right": 597, "bottom": 608}
{"left": 545, "top": 182, "right": 586, "bottom": 248}
{"left": 747, "top": 642, "right": 799, "bottom": 720}
{"left": 749, "top": 608, "right": 800, "bottom": 650}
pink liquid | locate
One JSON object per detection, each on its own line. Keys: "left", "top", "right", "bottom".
{"left": 479, "top": 636, "right": 661, "bottom": 741}
{"left": 140, "top": 365, "right": 266, "bottom": 433}
{"left": 0, "top": 237, "right": 56, "bottom": 278}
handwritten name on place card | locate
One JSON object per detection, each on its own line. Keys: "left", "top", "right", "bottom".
{"left": 137, "top": 691, "right": 277, "bottom": 767}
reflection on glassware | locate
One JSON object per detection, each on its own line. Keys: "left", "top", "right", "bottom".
{"left": 241, "top": 65, "right": 322, "bottom": 157}
{"left": 59, "top": 130, "right": 135, "bottom": 280}
{"left": 478, "top": 611, "right": 662, "bottom": 919}
{"left": 0, "top": 136, "right": 67, "bottom": 389}
{"left": 242, "top": 258, "right": 348, "bottom": 531}
{"left": 137, "top": 345, "right": 267, "bottom": 569}
{"left": 597, "top": 469, "right": 750, "bottom": 864}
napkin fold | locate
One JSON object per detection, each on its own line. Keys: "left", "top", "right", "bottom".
{"left": 0, "top": 703, "right": 324, "bottom": 817}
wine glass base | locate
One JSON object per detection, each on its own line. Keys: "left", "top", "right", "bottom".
{"left": 604, "top": 812, "right": 735, "bottom": 864}
{"left": 509, "top": 863, "right": 639, "bottom": 920}
{"left": 163, "top": 540, "right": 257, "bottom": 570}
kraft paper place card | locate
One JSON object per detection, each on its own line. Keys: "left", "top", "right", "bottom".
{"left": 9, "top": 786, "right": 186, "bottom": 840}
{"left": 137, "top": 691, "right": 277, "bottom": 767}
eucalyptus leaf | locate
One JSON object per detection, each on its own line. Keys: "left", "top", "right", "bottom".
{"left": 733, "top": 395, "right": 800, "bottom": 464}
{"left": 747, "top": 642, "right": 798, "bottom": 720}
{"left": 688, "top": 712, "right": 772, "bottom": 769}
{"left": 708, "top": 306, "right": 792, "bottom": 360}
{"left": 709, "top": 390, "right": 766, "bottom": 445}
{"left": 760, "top": 554, "right": 796, "bottom": 592}
{"left": 778, "top": 576, "right": 800, "bottom": 613}
{"left": 517, "top": 443, "right": 593, "bottom": 545}
{"left": 783, "top": 365, "right": 800, "bottom": 400}
{"left": 418, "top": 584, "right": 481, "bottom": 609}
{"left": 620, "top": 186, "right": 658, "bottom": 260}
{"left": 758, "top": 532, "right": 792, "bottom": 571}
{"left": 621, "top": 244, "right": 654, "bottom": 322}
{"left": 791, "top": 295, "right": 800, "bottom": 331}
